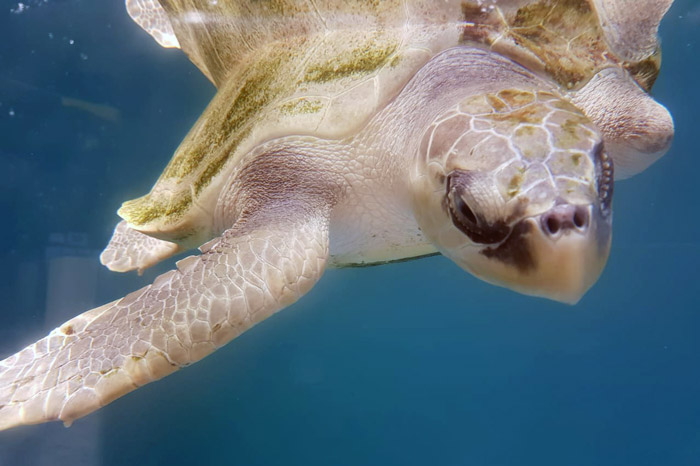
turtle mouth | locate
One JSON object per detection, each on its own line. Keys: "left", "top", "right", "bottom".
{"left": 454, "top": 207, "right": 611, "bottom": 304}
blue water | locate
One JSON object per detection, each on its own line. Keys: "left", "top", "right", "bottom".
{"left": 1, "top": 1, "right": 699, "bottom": 465}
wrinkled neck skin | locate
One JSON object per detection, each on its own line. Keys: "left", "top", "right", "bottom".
{"left": 325, "top": 47, "right": 549, "bottom": 265}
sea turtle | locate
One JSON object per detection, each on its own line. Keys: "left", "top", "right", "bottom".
{"left": 0, "top": 0, "right": 674, "bottom": 430}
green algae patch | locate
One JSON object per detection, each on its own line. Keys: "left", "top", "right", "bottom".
{"left": 119, "top": 191, "right": 193, "bottom": 226}
{"left": 280, "top": 98, "right": 324, "bottom": 116}
{"left": 303, "top": 37, "right": 398, "bottom": 83}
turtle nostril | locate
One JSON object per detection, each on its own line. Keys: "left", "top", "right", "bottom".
{"left": 573, "top": 207, "right": 588, "bottom": 229}
{"left": 545, "top": 216, "right": 561, "bottom": 235}
{"left": 541, "top": 205, "right": 590, "bottom": 237}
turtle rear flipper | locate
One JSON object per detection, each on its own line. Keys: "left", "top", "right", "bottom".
{"left": 100, "top": 220, "right": 182, "bottom": 274}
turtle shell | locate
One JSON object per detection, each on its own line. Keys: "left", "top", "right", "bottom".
{"left": 121, "top": 0, "right": 668, "bottom": 242}
{"left": 458, "top": 0, "right": 664, "bottom": 92}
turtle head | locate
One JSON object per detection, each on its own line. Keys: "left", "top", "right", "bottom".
{"left": 412, "top": 89, "right": 612, "bottom": 304}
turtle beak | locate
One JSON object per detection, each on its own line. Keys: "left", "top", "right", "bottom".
{"left": 472, "top": 203, "right": 612, "bottom": 304}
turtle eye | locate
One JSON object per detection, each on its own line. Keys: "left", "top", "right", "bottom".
{"left": 446, "top": 171, "right": 510, "bottom": 245}
{"left": 455, "top": 195, "right": 477, "bottom": 225}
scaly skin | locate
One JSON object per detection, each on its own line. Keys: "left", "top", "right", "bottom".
{"left": 100, "top": 220, "right": 182, "bottom": 274}
{"left": 0, "top": 204, "right": 330, "bottom": 430}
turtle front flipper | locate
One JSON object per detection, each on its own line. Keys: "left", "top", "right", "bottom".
{"left": 0, "top": 200, "right": 330, "bottom": 431}
{"left": 100, "top": 220, "right": 182, "bottom": 274}
{"left": 125, "top": 0, "right": 180, "bottom": 49}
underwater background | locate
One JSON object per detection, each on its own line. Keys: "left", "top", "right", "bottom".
{"left": 0, "top": 1, "right": 698, "bottom": 465}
